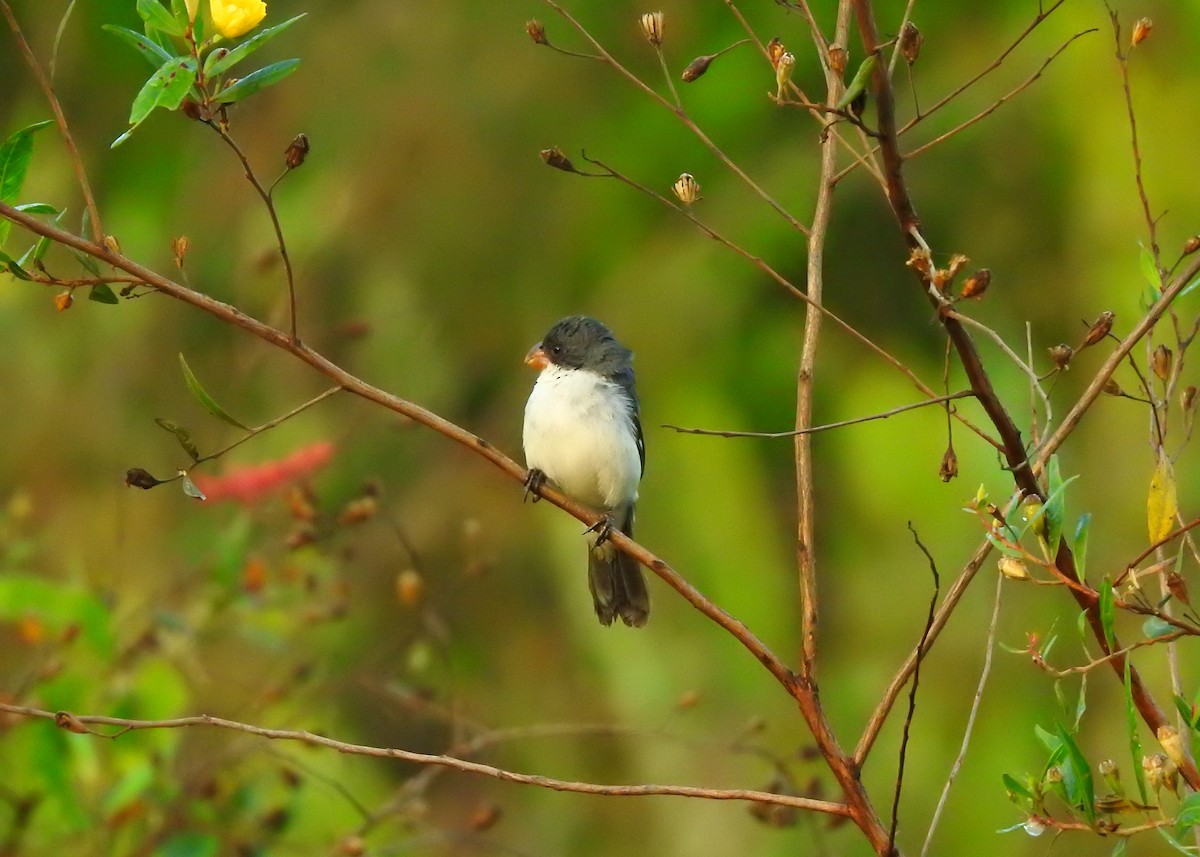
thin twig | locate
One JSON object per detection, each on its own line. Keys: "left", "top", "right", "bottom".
{"left": 1125, "top": 514, "right": 1200, "bottom": 575}
{"left": 946, "top": 309, "right": 1052, "bottom": 427}
{"left": 1037, "top": 631, "right": 1185, "bottom": 678}
{"left": 664, "top": 391, "right": 975, "bottom": 438}
{"left": 0, "top": 703, "right": 850, "bottom": 817}
{"left": 921, "top": 571, "right": 1003, "bottom": 856}
{"left": 1, "top": 0, "right": 103, "bottom": 242}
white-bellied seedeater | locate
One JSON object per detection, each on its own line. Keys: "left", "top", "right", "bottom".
{"left": 522, "top": 316, "right": 649, "bottom": 627}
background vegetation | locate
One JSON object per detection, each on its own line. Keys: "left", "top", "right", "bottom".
{"left": 2, "top": 0, "right": 1199, "bottom": 854}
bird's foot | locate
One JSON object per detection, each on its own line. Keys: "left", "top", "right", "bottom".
{"left": 523, "top": 468, "right": 547, "bottom": 503}
{"left": 584, "top": 514, "right": 616, "bottom": 545}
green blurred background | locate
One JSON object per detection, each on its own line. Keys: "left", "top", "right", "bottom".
{"left": 2, "top": 0, "right": 1200, "bottom": 854}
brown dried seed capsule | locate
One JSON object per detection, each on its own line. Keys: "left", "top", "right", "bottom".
{"left": 1048, "top": 344, "right": 1073, "bottom": 370}
{"left": 945, "top": 253, "right": 969, "bottom": 280}
{"left": 1151, "top": 344, "right": 1173, "bottom": 381}
{"left": 285, "top": 133, "right": 310, "bottom": 169}
{"left": 959, "top": 268, "right": 991, "bottom": 299}
{"left": 672, "top": 173, "right": 701, "bottom": 205}
{"left": 1103, "top": 378, "right": 1122, "bottom": 396}
{"left": 125, "top": 468, "right": 164, "bottom": 489}
{"left": 827, "top": 43, "right": 847, "bottom": 76}
{"left": 939, "top": 445, "right": 958, "bottom": 482}
{"left": 1081, "top": 311, "right": 1115, "bottom": 348}
{"left": 1183, "top": 385, "right": 1198, "bottom": 410}
{"left": 775, "top": 51, "right": 795, "bottom": 99}
{"left": 1185, "top": 235, "right": 1200, "bottom": 256}
{"left": 899, "top": 22, "right": 923, "bottom": 65}
{"left": 639, "top": 11, "right": 664, "bottom": 47}
{"left": 905, "top": 247, "right": 933, "bottom": 277}
{"left": 682, "top": 54, "right": 715, "bottom": 82}
{"left": 1131, "top": 17, "right": 1153, "bottom": 48}
{"left": 525, "top": 19, "right": 547, "bottom": 45}
{"left": 998, "top": 556, "right": 1030, "bottom": 581}
{"left": 54, "top": 291, "right": 73, "bottom": 312}
{"left": 171, "top": 235, "right": 189, "bottom": 269}
{"left": 539, "top": 147, "right": 575, "bottom": 172}
{"left": 766, "top": 37, "right": 786, "bottom": 68}
{"left": 1166, "top": 570, "right": 1190, "bottom": 606}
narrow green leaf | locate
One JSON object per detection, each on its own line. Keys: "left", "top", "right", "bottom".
{"left": 178, "top": 353, "right": 249, "bottom": 430}
{"left": 155, "top": 418, "right": 200, "bottom": 462}
{"left": 13, "top": 202, "right": 59, "bottom": 215}
{"left": 836, "top": 54, "right": 877, "bottom": 110}
{"left": 128, "top": 57, "right": 198, "bottom": 126}
{"left": 1042, "top": 457, "right": 1077, "bottom": 554}
{"left": 985, "top": 531, "right": 1025, "bottom": 558}
{"left": 1111, "top": 839, "right": 1127, "bottom": 857}
{"left": 1099, "top": 578, "right": 1116, "bottom": 651}
{"left": 1073, "top": 513, "right": 1091, "bottom": 579}
{"left": 179, "top": 473, "right": 206, "bottom": 501}
{"left": 1172, "top": 694, "right": 1198, "bottom": 732}
{"left": 136, "top": 0, "right": 186, "bottom": 37}
{"left": 1056, "top": 724, "right": 1096, "bottom": 824}
{"left": 102, "top": 24, "right": 176, "bottom": 67}
{"left": 1073, "top": 674, "right": 1088, "bottom": 732}
{"left": 213, "top": 58, "right": 301, "bottom": 104}
{"left": 1176, "top": 792, "right": 1200, "bottom": 832}
{"left": 205, "top": 14, "right": 306, "bottom": 78}
{"left": 1003, "top": 773, "right": 1034, "bottom": 801}
{"left": 1035, "top": 723, "right": 1061, "bottom": 753}
{"left": 0, "top": 120, "right": 54, "bottom": 247}
{"left": 1139, "top": 242, "right": 1162, "bottom": 296}
{"left": 72, "top": 249, "right": 102, "bottom": 278}
{"left": 88, "top": 283, "right": 119, "bottom": 304}
{"left": 1179, "top": 275, "right": 1200, "bottom": 300}
{"left": 4, "top": 259, "right": 33, "bottom": 280}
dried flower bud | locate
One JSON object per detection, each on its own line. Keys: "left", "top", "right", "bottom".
{"left": 1131, "top": 17, "right": 1153, "bottom": 48}
{"left": 639, "top": 12, "right": 664, "bottom": 47}
{"left": 672, "top": 172, "right": 701, "bottom": 205}
{"left": 181, "top": 99, "right": 202, "bottom": 121}
{"left": 1158, "top": 725, "right": 1188, "bottom": 771}
{"left": 395, "top": 569, "right": 424, "bottom": 607}
{"left": 766, "top": 37, "right": 786, "bottom": 68}
{"left": 1151, "top": 344, "right": 1173, "bottom": 381}
{"left": 1044, "top": 766, "right": 1063, "bottom": 784}
{"left": 939, "top": 445, "right": 958, "bottom": 482}
{"left": 338, "top": 496, "right": 378, "bottom": 525}
{"left": 682, "top": 54, "right": 715, "bottom": 83}
{"left": 539, "top": 147, "right": 575, "bottom": 172}
{"left": 1183, "top": 385, "right": 1198, "bottom": 411}
{"left": 1166, "top": 570, "right": 1190, "bottom": 606}
{"left": 1103, "top": 378, "right": 1122, "bottom": 396}
{"left": 827, "top": 43, "right": 848, "bottom": 76}
{"left": 1098, "top": 758, "right": 1120, "bottom": 786}
{"left": 1143, "top": 754, "right": 1166, "bottom": 792}
{"left": 959, "top": 268, "right": 991, "bottom": 300}
{"left": 54, "top": 291, "right": 73, "bottom": 312}
{"left": 54, "top": 711, "right": 91, "bottom": 734}
{"left": 125, "top": 468, "right": 164, "bottom": 489}
{"left": 285, "top": 133, "right": 310, "bottom": 169}
{"left": 946, "top": 253, "right": 969, "bottom": 279}
{"left": 899, "top": 22, "right": 923, "bottom": 66}
{"left": 1080, "top": 311, "right": 1115, "bottom": 349}
{"left": 1184, "top": 235, "right": 1200, "bottom": 256}
{"left": 525, "top": 19, "right": 548, "bottom": 45}
{"left": 774, "top": 51, "right": 795, "bottom": 99}
{"left": 998, "top": 556, "right": 1029, "bottom": 581}
{"left": 906, "top": 247, "right": 933, "bottom": 278}
{"left": 1047, "top": 344, "right": 1073, "bottom": 370}
{"left": 172, "top": 235, "right": 189, "bottom": 269}
{"left": 102, "top": 235, "right": 122, "bottom": 256}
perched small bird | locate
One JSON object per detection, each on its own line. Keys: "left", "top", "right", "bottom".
{"left": 522, "top": 316, "right": 649, "bottom": 627}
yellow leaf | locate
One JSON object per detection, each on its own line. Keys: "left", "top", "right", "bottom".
{"left": 1147, "top": 452, "right": 1178, "bottom": 543}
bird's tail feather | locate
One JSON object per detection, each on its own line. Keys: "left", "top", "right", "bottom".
{"left": 587, "top": 511, "right": 649, "bottom": 627}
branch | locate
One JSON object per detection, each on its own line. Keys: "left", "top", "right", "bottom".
{"left": 0, "top": 703, "right": 850, "bottom": 817}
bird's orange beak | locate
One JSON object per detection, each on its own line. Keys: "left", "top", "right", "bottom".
{"left": 524, "top": 344, "right": 549, "bottom": 370}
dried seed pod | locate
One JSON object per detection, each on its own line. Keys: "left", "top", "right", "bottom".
{"left": 1166, "top": 570, "right": 1190, "bottom": 605}
{"left": 1185, "top": 235, "right": 1200, "bottom": 256}
{"left": 539, "top": 147, "right": 575, "bottom": 172}
{"left": 946, "top": 253, "right": 969, "bottom": 279}
{"left": 998, "top": 556, "right": 1030, "bottom": 581}
{"left": 1182, "top": 385, "right": 1197, "bottom": 411}
{"left": 172, "top": 235, "right": 189, "bottom": 269}
{"left": 899, "top": 22, "right": 923, "bottom": 66}
{"left": 1151, "top": 344, "right": 1173, "bottom": 381}
{"left": 775, "top": 51, "right": 795, "bottom": 99}
{"left": 1131, "top": 17, "right": 1153, "bottom": 48}
{"left": 1080, "top": 311, "right": 1115, "bottom": 348}
{"left": 1103, "top": 378, "right": 1122, "bottom": 396}
{"left": 959, "top": 268, "right": 991, "bottom": 300}
{"left": 827, "top": 43, "right": 848, "bottom": 76}
{"left": 672, "top": 173, "right": 701, "bottom": 205}
{"left": 639, "top": 11, "right": 664, "bottom": 47}
{"left": 284, "top": 133, "right": 310, "bottom": 169}
{"left": 525, "top": 19, "right": 548, "bottom": 45}
{"left": 906, "top": 247, "right": 933, "bottom": 278}
{"left": 1046, "top": 343, "right": 1075, "bottom": 369}
{"left": 682, "top": 54, "right": 715, "bottom": 82}
{"left": 939, "top": 445, "right": 958, "bottom": 482}
{"left": 54, "top": 291, "right": 73, "bottom": 312}
{"left": 125, "top": 468, "right": 164, "bottom": 489}
{"left": 766, "top": 38, "right": 786, "bottom": 68}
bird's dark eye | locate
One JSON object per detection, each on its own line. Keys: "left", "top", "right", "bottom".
{"left": 551, "top": 344, "right": 563, "bottom": 354}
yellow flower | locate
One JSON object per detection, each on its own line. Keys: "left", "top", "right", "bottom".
{"left": 210, "top": 0, "right": 267, "bottom": 39}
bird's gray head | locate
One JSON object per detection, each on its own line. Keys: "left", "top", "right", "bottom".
{"left": 526, "top": 316, "right": 633, "bottom": 377}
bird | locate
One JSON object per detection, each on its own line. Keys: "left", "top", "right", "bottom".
{"left": 522, "top": 316, "right": 649, "bottom": 627}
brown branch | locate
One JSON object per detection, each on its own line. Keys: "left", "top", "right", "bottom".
{"left": 1036, "top": 631, "right": 1186, "bottom": 678}
{"left": 1125, "top": 515, "right": 1200, "bottom": 575}
{"left": 664, "top": 392, "right": 975, "bottom": 438}
{"left": 0, "top": 703, "right": 850, "bottom": 817}
{"left": 1, "top": 0, "right": 103, "bottom": 242}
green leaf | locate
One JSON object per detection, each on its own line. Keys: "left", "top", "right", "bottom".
{"left": 0, "top": 120, "right": 54, "bottom": 247}
{"left": 155, "top": 418, "right": 200, "bottom": 462}
{"left": 136, "top": 0, "right": 186, "bottom": 37}
{"left": 1003, "top": 772, "right": 1034, "bottom": 801}
{"left": 836, "top": 53, "right": 878, "bottom": 110}
{"left": 213, "top": 58, "right": 301, "bottom": 104}
{"left": 985, "top": 531, "right": 1025, "bottom": 558}
{"left": 1073, "top": 513, "right": 1091, "bottom": 579}
{"left": 1111, "top": 841, "right": 1127, "bottom": 857}
{"left": 1139, "top": 241, "right": 1162, "bottom": 297}
{"left": 128, "top": 56, "right": 198, "bottom": 127}
{"left": 1143, "top": 616, "right": 1175, "bottom": 639}
{"left": 1124, "top": 661, "right": 1147, "bottom": 803}
{"left": 1176, "top": 792, "right": 1200, "bottom": 833}
{"left": 1056, "top": 724, "right": 1096, "bottom": 824}
{"left": 72, "top": 249, "right": 102, "bottom": 278}
{"left": 1173, "top": 694, "right": 1199, "bottom": 731}
{"left": 13, "top": 202, "right": 59, "bottom": 215}
{"left": 101, "top": 24, "right": 176, "bottom": 67}
{"left": 179, "top": 473, "right": 206, "bottom": 501}
{"left": 88, "top": 283, "right": 119, "bottom": 304}
{"left": 1098, "top": 578, "right": 1116, "bottom": 651}
{"left": 1073, "top": 674, "right": 1088, "bottom": 732}
{"left": 1179, "top": 274, "right": 1200, "bottom": 301}
{"left": 1041, "top": 457, "right": 1078, "bottom": 555}
{"left": 178, "top": 353, "right": 249, "bottom": 430}
{"left": 4, "top": 259, "right": 33, "bottom": 280}
{"left": 205, "top": 14, "right": 306, "bottom": 78}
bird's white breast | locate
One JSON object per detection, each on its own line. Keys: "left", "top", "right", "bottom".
{"left": 523, "top": 366, "right": 641, "bottom": 512}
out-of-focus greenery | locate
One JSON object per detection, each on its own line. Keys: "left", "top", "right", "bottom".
{"left": 2, "top": 0, "right": 1200, "bottom": 854}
